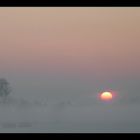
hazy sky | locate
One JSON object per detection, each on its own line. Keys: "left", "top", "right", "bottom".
{"left": 0, "top": 7, "right": 140, "bottom": 100}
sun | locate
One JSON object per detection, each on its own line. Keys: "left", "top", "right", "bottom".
{"left": 100, "top": 91, "right": 113, "bottom": 101}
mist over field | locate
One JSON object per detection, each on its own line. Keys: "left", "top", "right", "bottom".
{"left": 0, "top": 80, "right": 140, "bottom": 133}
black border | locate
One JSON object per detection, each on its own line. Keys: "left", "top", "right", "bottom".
{"left": 0, "top": 0, "right": 140, "bottom": 6}
{"left": 0, "top": 133, "right": 139, "bottom": 139}
{"left": 0, "top": 0, "right": 140, "bottom": 138}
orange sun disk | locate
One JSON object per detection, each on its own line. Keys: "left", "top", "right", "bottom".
{"left": 100, "top": 92, "right": 113, "bottom": 101}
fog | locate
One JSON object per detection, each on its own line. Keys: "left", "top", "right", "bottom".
{"left": 0, "top": 7, "right": 140, "bottom": 133}
{"left": 0, "top": 76, "right": 140, "bottom": 133}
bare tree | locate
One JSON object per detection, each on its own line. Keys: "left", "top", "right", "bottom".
{"left": 0, "top": 78, "right": 11, "bottom": 103}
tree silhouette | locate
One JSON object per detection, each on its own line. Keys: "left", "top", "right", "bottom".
{"left": 0, "top": 78, "right": 11, "bottom": 103}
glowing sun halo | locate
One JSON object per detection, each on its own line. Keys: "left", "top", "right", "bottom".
{"left": 100, "top": 92, "right": 113, "bottom": 101}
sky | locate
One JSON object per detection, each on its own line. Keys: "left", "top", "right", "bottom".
{"left": 0, "top": 7, "right": 140, "bottom": 98}
{"left": 0, "top": 7, "right": 140, "bottom": 132}
{"left": 0, "top": 8, "right": 139, "bottom": 92}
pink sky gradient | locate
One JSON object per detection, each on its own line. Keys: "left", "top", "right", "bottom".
{"left": 0, "top": 8, "right": 140, "bottom": 79}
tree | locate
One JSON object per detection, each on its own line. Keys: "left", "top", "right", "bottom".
{"left": 0, "top": 78, "right": 11, "bottom": 103}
